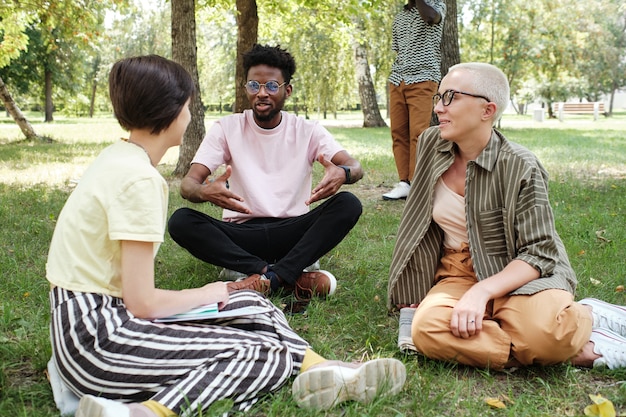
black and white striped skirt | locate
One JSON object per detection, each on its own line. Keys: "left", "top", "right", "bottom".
{"left": 49, "top": 287, "right": 308, "bottom": 415}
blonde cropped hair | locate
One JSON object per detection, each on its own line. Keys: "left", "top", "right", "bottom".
{"left": 447, "top": 63, "right": 510, "bottom": 124}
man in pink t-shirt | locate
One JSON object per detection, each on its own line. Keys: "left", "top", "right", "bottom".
{"left": 168, "top": 44, "right": 364, "bottom": 311}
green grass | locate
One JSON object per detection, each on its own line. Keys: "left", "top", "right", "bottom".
{"left": 1, "top": 112, "right": 625, "bottom": 416}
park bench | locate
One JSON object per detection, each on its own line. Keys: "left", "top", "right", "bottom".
{"left": 551, "top": 102, "right": 605, "bottom": 121}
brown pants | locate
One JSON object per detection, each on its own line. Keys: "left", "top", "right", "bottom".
{"left": 389, "top": 80, "right": 438, "bottom": 182}
{"left": 411, "top": 247, "right": 592, "bottom": 369}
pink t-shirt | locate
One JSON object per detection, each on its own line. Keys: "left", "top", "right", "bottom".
{"left": 192, "top": 110, "right": 344, "bottom": 223}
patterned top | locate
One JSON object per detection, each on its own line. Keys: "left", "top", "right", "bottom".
{"left": 387, "top": 126, "right": 577, "bottom": 308}
{"left": 388, "top": 0, "right": 446, "bottom": 86}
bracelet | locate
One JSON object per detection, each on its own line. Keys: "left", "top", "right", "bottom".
{"left": 339, "top": 165, "right": 351, "bottom": 184}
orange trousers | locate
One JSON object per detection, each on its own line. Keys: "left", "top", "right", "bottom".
{"left": 411, "top": 247, "right": 592, "bottom": 369}
{"left": 389, "top": 80, "right": 438, "bottom": 182}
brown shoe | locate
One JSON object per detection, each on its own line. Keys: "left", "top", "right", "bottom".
{"left": 294, "top": 270, "right": 337, "bottom": 301}
{"left": 226, "top": 274, "right": 271, "bottom": 296}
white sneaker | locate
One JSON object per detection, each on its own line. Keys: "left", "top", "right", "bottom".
{"left": 75, "top": 395, "right": 130, "bottom": 417}
{"left": 292, "top": 358, "right": 406, "bottom": 410}
{"left": 580, "top": 298, "right": 626, "bottom": 337}
{"left": 590, "top": 329, "right": 626, "bottom": 369}
{"left": 47, "top": 358, "right": 80, "bottom": 416}
{"left": 382, "top": 182, "right": 410, "bottom": 200}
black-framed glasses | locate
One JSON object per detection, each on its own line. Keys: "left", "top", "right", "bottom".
{"left": 244, "top": 80, "right": 287, "bottom": 95}
{"left": 433, "top": 89, "right": 491, "bottom": 107}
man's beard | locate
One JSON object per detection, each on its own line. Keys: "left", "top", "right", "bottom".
{"left": 253, "top": 94, "right": 286, "bottom": 123}
{"left": 254, "top": 106, "right": 281, "bottom": 122}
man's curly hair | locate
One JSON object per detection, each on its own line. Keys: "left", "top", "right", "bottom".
{"left": 243, "top": 44, "right": 297, "bottom": 83}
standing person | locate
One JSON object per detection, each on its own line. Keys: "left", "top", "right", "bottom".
{"left": 383, "top": 0, "right": 446, "bottom": 201}
{"left": 387, "top": 62, "right": 626, "bottom": 370}
{"left": 46, "top": 55, "right": 406, "bottom": 417}
{"left": 168, "top": 44, "right": 364, "bottom": 305}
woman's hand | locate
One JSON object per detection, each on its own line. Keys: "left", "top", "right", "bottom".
{"left": 201, "top": 281, "right": 230, "bottom": 310}
{"left": 449, "top": 259, "right": 541, "bottom": 338}
{"left": 449, "top": 285, "right": 489, "bottom": 338}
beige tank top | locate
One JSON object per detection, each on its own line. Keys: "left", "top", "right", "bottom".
{"left": 433, "top": 177, "right": 468, "bottom": 250}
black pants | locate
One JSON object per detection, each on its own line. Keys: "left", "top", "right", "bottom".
{"left": 168, "top": 191, "right": 362, "bottom": 285}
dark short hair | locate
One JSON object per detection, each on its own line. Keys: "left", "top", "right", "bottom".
{"left": 108, "top": 55, "right": 195, "bottom": 134}
{"left": 243, "top": 44, "right": 297, "bottom": 83}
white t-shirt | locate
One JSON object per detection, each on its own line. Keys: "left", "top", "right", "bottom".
{"left": 46, "top": 140, "right": 168, "bottom": 297}
{"left": 192, "top": 110, "right": 344, "bottom": 223}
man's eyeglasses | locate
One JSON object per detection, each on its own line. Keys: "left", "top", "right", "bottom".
{"left": 433, "top": 89, "right": 491, "bottom": 107}
{"left": 244, "top": 80, "right": 287, "bottom": 95}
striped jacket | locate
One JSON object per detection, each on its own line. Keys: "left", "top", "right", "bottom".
{"left": 387, "top": 126, "right": 577, "bottom": 309}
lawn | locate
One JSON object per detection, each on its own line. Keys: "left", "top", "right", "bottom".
{"left": 0, "top": 111, "right": 625, "bottom": 416}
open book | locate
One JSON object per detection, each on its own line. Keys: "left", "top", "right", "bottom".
{"left": 154, "top": 303, "right": 271, "bottom": 323}
{"left": 398, "top": 307, "right": 419, "bottom": 354}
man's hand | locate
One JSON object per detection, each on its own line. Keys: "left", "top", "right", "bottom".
{"left": 203, "top": 166, "right": 251, "bottom": 214}
{"left": 306, "top": 154, "right": 345, "bottom": 205}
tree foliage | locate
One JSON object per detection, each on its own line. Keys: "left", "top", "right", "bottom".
{"left": 0, "top": 0, "right": 33, "bottom": 67}
{"left": 458, "top": 0, "right": 626, "bottom": 116}
{"left": 0, "top": 0, "right": 115, "bottom": 133}
{"left": 1, "top": 0, "right": 625, "bottom": 141}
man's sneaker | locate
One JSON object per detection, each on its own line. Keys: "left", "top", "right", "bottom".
{"left": 221, "top": 262, "right": 318, "bottom": 283}
{"left": 590, "top": 329, "right": 626, "bottom": 369}
{"left": 382, "top": 182, "right": 410, "bottom": 200}
{"left": 294, "top": 270, "right": 337, "bottom": 301}
{"left": 580, "top": 298, "right": 626, "bottom": 337}
{"left": 218, "top": 268, "right": 247, "bottom": 282}
{"left": 226, "top": 274, "right": 271, "bottom": 296}
{"left": 292, "top": 358, "right": 406, "bottom": 410}
{"left": 303, "top": 260, "right": 321, "bottom": 272}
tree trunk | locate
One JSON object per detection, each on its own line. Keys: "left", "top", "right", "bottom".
{"left": 441, "top": 0, "right": 461, "bottom": 75}
{"left": 89, "top": 78, "right": 97, "bottom": 118}
{"left": 385, "top": 83, "right": 390, "bottom": 119}
{"left": 44, "top": 69, "right": 54, "bottom": 122}
{"left": 608, "top": 80, "right": 617, "bottom": 116}
{"left": 89, "top": 55, "right": 101, "bottom": 118}
{"left": 234, "top": 0, "right": 258, "bottom": 113}
{"left": 0, "top": 76, "right": 40, "bottom": 141}
{"left": 430, "top": 0, "right": 461, "bottom": 126}
{"left": 354, "top": 41, "right": 387, "bottom": 127}
{"left": 172, "top": 0, "right": 206, "bottom": 177}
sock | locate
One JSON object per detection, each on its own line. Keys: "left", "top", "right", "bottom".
{"left": 263, "top": 269, "right": 282, "bottom": 293}
{"left": 300, "top": 348, "right": 327, "bottom": 372}
{"left": 140, "top": 400, "right": 177, "bottom": 417}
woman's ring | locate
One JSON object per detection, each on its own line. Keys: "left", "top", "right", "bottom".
{"left": 469, "top": 320, "right": 475, "bottom": 323}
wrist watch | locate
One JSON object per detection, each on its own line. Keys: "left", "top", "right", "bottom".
{"left": 339, "top": 165, "right": 351, "bottom": 184}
